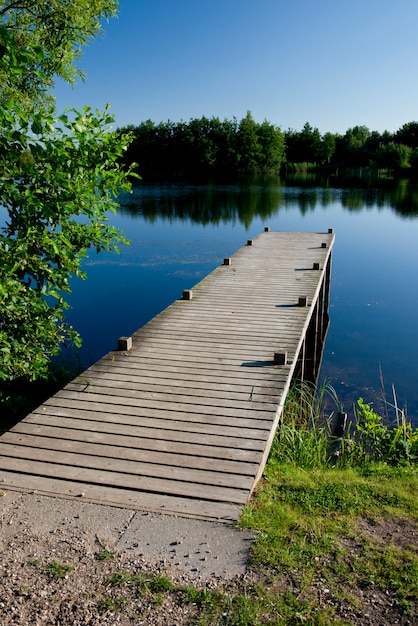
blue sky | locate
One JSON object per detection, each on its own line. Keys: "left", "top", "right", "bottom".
{"left": 53, "top": 0, "right": 418, "bottom": 135}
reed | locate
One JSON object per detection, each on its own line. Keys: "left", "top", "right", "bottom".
{"left": 270, "top": 381, "right": 334, "bottom": 469}
{"left": 271, "top": 381, "right": 418, "bottom": 469}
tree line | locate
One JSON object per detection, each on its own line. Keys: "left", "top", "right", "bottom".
{"left": 119, "top": 117, "right": 418, "bottom": 179}
{"left": 119, "top": 112, "right": 285, "bottom": 179}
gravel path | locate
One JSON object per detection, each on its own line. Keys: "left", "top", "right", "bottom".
{"left": 0, "top": 489, "right": 254, "bottom": 624}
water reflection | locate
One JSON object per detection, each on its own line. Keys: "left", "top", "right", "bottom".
{"left": 118, "top": 183, "right": 285, "bottom": 229}
{"left": 118, "top": 177, "right": 418, "bottom": 227}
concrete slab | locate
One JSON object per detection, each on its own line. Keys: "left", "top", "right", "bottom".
{"left": 117, "top": 511, "right": 255, "bottom": 579}
{"left": 0, "top": 492, "right": 254, "bottom": 580}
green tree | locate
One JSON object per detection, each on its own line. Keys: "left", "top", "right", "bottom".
{"left": 0, "top": 2, "right": 136, "bottom": 381}
{"left": 256, "top": 119, "right": 285, "bottom": 172}
{"left": 375, "top": 142, "right": 412, "bottom": 171}
{"left": 236, "top": 111, "right": 263, "bottom": 173}
{"left": 284, "top": 123, "right": 322, "bottom": 166}
{"left": 319, "top": 132, "right": 337, "bottom": 165}
{"left": 341, "top": 125, "right": 371, "bottom": 166}
{"left": 0, "top": 0, "right": 118, "bottom": 108}
{"left": 410, "top": 147, "right": 418, "bottom": 174}
{"left": 395, "top": 121, "right": 418, "bottom": 149}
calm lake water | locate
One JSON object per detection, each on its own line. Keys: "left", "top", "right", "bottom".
{"left": 60, "top": 176, "right": 418, "bottom": 424}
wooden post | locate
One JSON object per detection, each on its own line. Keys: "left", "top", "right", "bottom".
{"left": 323, "top": 253, "right": 332, "bottom": 316}
{"left": 223, "top": 258, "right": 232, "bottom": 266}
{"left": 300, "top": 339, "right": 306, "bottom": 381}
{"left": 182, "top": 289, "right": 193, "bottom": 300}
{"left": 274, "top": 352, "right": 287, "bottom": 365}
{"left": 247, "top": 239, "right": 253, "bottom": 246}
{"left": 118, "top": 336, "right": 132, "bottom": 351}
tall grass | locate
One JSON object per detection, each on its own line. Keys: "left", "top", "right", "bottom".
{"left": 271, "top": 381, "right": 418, "bottom": 469}
{"left": 270, "top": 382, "right": 330, "bottom": 468}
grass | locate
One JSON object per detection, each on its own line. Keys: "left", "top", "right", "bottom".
{"left": 90, "top": 384, "right": 417, "bottom": 624}
{"left": 236, "top": 382, "right": 418, "bottom": 621}
{"left": 95, "top": 548, "right": 115, "bottom": 561}
{"left": 45, "top": 561, "right": 74, "bottom": 580}
{"left": 107, "top": 571, "right": 174, "bottom": 606}
{"left": 12, "top": 381, "right": 418, "bottom": 623}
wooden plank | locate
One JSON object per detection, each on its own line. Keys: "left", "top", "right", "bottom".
{"left": 52, "top": 383, "right": 276, "bottom": 417}
{"left": 0, "top": 230, "right": 335, "bottom": 522}
{"left": 31, "top": 404, "right": 270, "bottom": 439}
{"left": 21, "top": 413, "right": 267, "bottom": 451}
{"left": 68, "top": 374, "right": 282, "bottom": 404}
{"left": 0, "top": 471, "right": 241, "bottom": 522}
{"left": 37, "top": 396, "right": 273, "bottom": 430}
{"left": 0, "top": 442, "right": 253, "bottom": 490}
{"left": 45, "top": 389, "right": 277, "bottom": 420}
{"left": 10, "top": 422, "right": 262, "bottom": 462}
{"left": 0, "top": 456, "right": 249, "bottom": 504}
{"left": 95, "top": 356, "right": 289, "bottom": 383}
{"left": 74, "top": 369, "right": 282, "bottom": 396}
{"left": 0, "top": 432, "right": 257, "bottom": 475}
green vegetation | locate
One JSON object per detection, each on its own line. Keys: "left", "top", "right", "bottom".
{"left": 95, "top": 548, "right": 116, "bottom": 562}
{"left": 0, "top": 0, "right": 119, "bottom": 110}
{"left": 108, "top": 571, "right": 173, "bottom": 606}
{"left": 120, "top": 117, "right": 418, "bottom": 180}
{"left": 0, "top": 2, "right": 136, "bottom": 396}
{"left": 45, "top": 561, "right": 74, "bottom": 580}
{"left": 120, "top": 111, "right": 286, "bottom": 179}
{"left": 83, "top": 387, "right": 416, "bottom": 624}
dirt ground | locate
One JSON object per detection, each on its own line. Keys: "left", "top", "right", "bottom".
{"left": 0, "top": 490, "right": 416, "bottom": 625}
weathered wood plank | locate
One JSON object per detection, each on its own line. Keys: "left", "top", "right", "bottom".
{"left": 68, "top": 374, "right": 282, "bottom": 404}
{"left": 0, "top": 455, "right": 249, "bottom": 504}
{"left": 31, "top": 404, "right": 270, "bottom": 439}
{"left": 10, "top": 422, "right": 262, "bottom": 462}
{"left": 63, "top": 381, "right": 281, "bottom": 410}
{"left": 87, "top": 364, "right": 285, "bottom": 391}
{"left": 1, "top": 432, "right": 258, "bottom": 475}
{"left": 21, "top": 413, "right": 267, "bottom": 451}
{"left": 37, "top": 396, "right": 273, "bottom": 430}
{"left": 44, "top": 389, "right": 277, "bottom": 420}
{"left": 0, "top": 230, "right": 334, "bottom": 521}
{"left": 91, "top": 358, "right": 285, "bottom": 381}
{"left": 0, "top": 442, "right": 253, "bottom": 490}
{"left": 0, "top": 470, "right": 241, "bottom": 522}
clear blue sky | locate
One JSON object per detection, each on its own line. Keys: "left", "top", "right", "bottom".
{"left": 53, "top": 0, "right": 418, "bottom": 135}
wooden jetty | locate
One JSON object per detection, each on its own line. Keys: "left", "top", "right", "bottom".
{"left": 0, "top": 229, "right": 334, "bottom": 523}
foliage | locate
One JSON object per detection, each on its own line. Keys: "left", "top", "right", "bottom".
{"left": 344, "top": 399, "right": 418, "bottom": 465}
{"left": 395, "top": 121, "right": 418, "bottom": 150}
{"left": 373, "top": 142, "right": 412, "bottom": 170}
{"left": 270, "top": 384, "right": 418, "bottom": 470}
{"left": 284, "top": 122, "right": 323, "bottom": 166}
{"left": 241, "top": 462, "right": 418, "bottom": 618}
{"left": 0, "top": 1, "right": 138, "bottom": 383}
{"left": 123, "top": 112, "right": 418, "bottom": 178}
{"left": 0, "top": 102, "right": 134, "bottom": 381}
{"left": 269, "top": 382, "right": 331, "bottom": 468}
{"left": 120, "top": 112, "right": 285, "bottom": 179}
{"left": 0, "top": 0, "right": 118, "bottom": 109}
